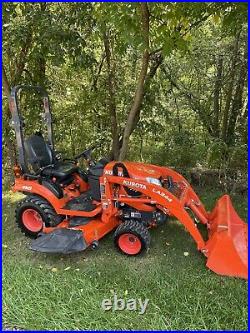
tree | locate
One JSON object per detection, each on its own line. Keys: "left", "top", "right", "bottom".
{"left": 2, "top": 2, "right": 248, "bottom": 179}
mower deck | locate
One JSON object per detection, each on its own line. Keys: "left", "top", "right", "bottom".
{"left": 31, "top": 216, "right": 119, "bottom": 254}
{"left": 30, "top": 228, "right": 88, "bottom": 254}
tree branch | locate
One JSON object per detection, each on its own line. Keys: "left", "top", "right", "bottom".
{"left": 119, "top": 3, "right": 150, "bottom": 160}
{"left": 103, "top": 30, "right": 120, "bottom": 160}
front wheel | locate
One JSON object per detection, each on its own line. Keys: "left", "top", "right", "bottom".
{"left": 114, "top": 220, "right": 150, "bottom": 256}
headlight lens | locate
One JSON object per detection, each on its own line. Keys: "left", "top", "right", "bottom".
{"left": 146, "top": 177, "right": 162, "bottom": 186}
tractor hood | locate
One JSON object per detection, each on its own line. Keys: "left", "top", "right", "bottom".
{"left": 104, "top": 161, "right": 164, "bottom": 181}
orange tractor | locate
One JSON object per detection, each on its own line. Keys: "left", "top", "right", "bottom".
{"left": 9, "top": 85, "right": 248, "bottom": 279}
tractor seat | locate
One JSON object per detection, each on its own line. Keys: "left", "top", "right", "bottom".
{"left": 41, "top": 162, "right": 78, "bottom": 180}
{"left": 24, "top": 134, "right": 78, "bottom": 180}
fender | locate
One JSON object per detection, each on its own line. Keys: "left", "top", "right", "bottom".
{"left": 13, "top": 178, "right": 67, "bottom": 210}
{"left": 13, "top": 178, "right": 102, "bottom": 217}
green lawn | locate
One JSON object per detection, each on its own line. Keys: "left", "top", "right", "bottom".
{"left": 2, "top": 188, "right": 248, "bottom": 330}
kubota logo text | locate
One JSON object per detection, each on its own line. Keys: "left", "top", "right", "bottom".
{"left": 123, "top": 180, "right": 146, "bottom": 190}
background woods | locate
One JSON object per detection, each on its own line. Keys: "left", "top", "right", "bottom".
{"left": 2, "top": 2, "right": 248, "bottom": 186}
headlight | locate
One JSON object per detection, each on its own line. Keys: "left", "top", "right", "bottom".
{"left": 146, "top": 177, "right": 162, "bottom": 186}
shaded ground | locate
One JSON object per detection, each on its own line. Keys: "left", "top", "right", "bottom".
{"left": 2, "top": 188, "right": 248, "bottom": 330}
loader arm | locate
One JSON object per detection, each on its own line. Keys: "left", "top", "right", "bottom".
{"left": 105, "top": 175, "right": 207, "bottom": 251}
{"left": 103, "top": 173, "right": 248, "bottom": 279}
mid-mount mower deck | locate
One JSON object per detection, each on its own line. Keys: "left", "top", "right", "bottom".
{"left": 9, "top": 85, "right": 248, "bottom": 279}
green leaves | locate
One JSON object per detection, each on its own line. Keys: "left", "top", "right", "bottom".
{"left": 2, "top": 2, "right": 247, "bottom": 172}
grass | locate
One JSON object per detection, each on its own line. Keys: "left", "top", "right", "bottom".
{"left": 2, "top": 187, "right": 248, "bottom": 330}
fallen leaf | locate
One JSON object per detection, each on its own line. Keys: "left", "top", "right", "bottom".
{"left": 2, "top": 244, "right": 8, "bottom": 249}
{"left": 183, "top": 252, "right": 189, "bottom": 256}
{"left": 75, "top": 268, "right": 80, "bottom": 272}
{"left": 166, "top": 242, "right": 170, "bottom": 246}
{"left": 64, "top": 266, "right": 71, "bottom": 271}
{"left": 51, "top": 267, "right": 58, "bottom": 272}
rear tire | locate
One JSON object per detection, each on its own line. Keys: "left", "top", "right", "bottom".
{"left": 114, "top": 220, "right": 150, "bottom": 255}
{"left": 15, "top": 195, "right": 63, "bottom": 238}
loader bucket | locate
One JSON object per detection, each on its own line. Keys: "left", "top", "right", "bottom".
{"left": 205, "top": 195, "right": 248, "bottom": 279}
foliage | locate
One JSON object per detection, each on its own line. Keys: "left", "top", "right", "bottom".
{"left": 2, "top": 2, "right": 248, "bottom": 174}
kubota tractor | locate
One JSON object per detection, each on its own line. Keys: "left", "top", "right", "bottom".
{"left": 9, "top": 85, "right": 248, "bottom": 279}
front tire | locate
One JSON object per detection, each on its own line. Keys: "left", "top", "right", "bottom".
{"left": 114, "top": 220, "right": 150, "bottom": 255}
{"left": 15, "top": 195, "right": 63, "bottom": 238}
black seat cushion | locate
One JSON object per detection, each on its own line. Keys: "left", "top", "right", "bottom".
{"left": 42, "top": 162, "right": 78, "bottom": 180}
{"left": 24, "top": 134, "right": 54, "bottom": 172}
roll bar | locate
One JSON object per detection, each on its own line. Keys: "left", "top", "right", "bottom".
{"left": 9, "top": 85, "right": 54, "bottom": 173}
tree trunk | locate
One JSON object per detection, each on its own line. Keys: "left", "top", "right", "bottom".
{"left": 103, "top": 30, "right": 120, "bottom": 160}
{"left": 213, "top": 55, "right": 223, "bottom": 137}
{"left": 13, "top": 33, "right": 32, "bottom": 85}
{"left": 92, "top": 52, "right": 105, "bottom": 91}
{"left": 238, "top": 100, "right": 248, "bottom": 144}
{"left": 119, "top": 3, "right": 150, "bottom": 161}
{"left": 2, "top": 65, "right": 17, "bottom": 169}
{"left": 3, "top": 20, "right": 33, "bottom": 177}
{"left": 161, "top": 65, "right": 214, "bottom": 136}
{"left": 227, "top": 44, "right": 247, "bottom": 145}
{"left": 2, "top": 65, "right": 11, "bottom": 96}
{"left": 221, "top": 31, "right": 240, "bottom": 142}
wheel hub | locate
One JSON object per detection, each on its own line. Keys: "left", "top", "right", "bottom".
{"left": 118, "top": 233, "right": 142, "bottom": 255}
{"left": 22, "top": 209, "right": 43, "bottom": 232}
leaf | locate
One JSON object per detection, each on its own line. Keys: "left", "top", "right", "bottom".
{"left": 51, "top": 267, "right": 58, "bottom": 273}
{"left": 212, "top": 14, "right": 220, "bottom": 24}
{"left": 64, "top": 266, "right": 71, "bottom": 271}
{"left": 183, "top": 252, "right": 189, "bottom": 257}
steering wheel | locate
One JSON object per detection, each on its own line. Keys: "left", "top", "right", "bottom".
{"left": 74, "top": 145, "right": 97, "bottom": 166}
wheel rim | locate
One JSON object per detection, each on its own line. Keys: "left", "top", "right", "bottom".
{"left": 22, "top": 209, "right": 43, "bottom": 232}
{"left": 118, "top": 233, "right": 142, "bottom": 255}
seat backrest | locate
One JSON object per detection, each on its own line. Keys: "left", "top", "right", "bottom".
{"left": 24, "top": 134, "right": 54, "bottom": 172}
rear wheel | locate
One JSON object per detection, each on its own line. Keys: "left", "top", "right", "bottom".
{"left": 15, "top": 195, "right": 63, "bottom": 238}
{"left": 114, "top": 220, "right": 150, "bottom": 255}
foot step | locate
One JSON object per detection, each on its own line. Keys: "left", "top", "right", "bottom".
{"left": 64, "top": 196, "right": 96, "bottom": 211}
{"left": 69, "top": 217, "right": 91, "bottom": 227}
